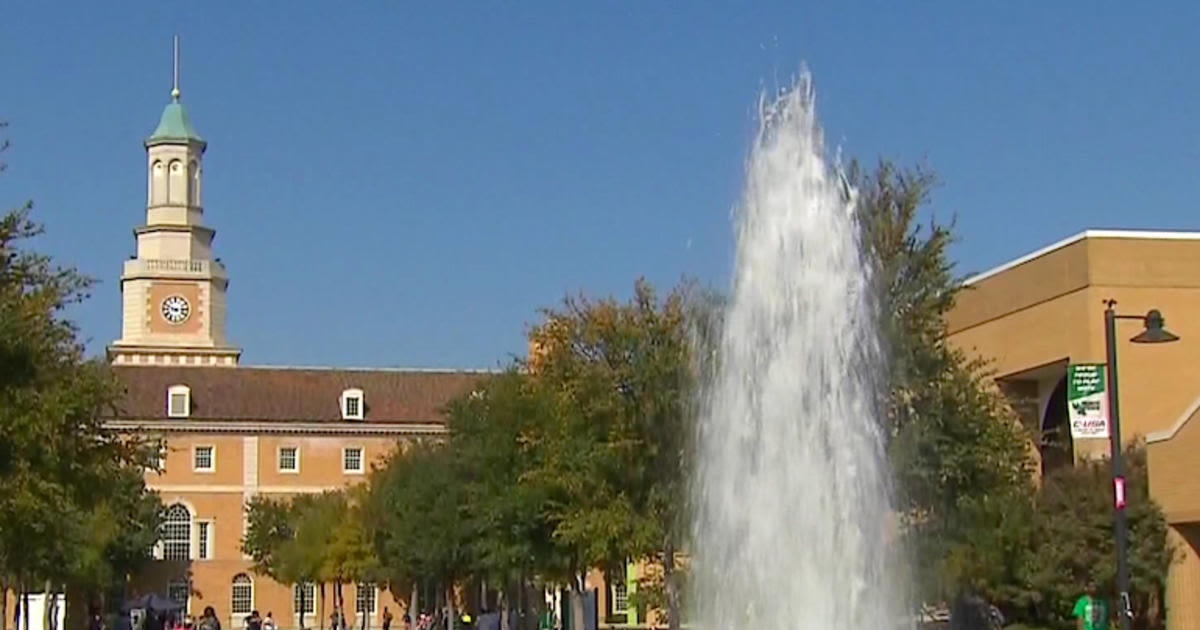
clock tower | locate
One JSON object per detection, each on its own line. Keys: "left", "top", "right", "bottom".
{"left": 108, "top": 43, "right": 240, "bottom": 366}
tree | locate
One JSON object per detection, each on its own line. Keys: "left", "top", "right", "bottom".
{"left": 1, "top": 123, "right": 160, "bottom": 628}
{"left": 244, "top": 495, "right": 321, "bottom": 629}
{"left": 367, "top": 442, "right": 474, "bottom": 629}
{"left": 524, "top": 279, "right": 701, "bottom": 630}
{"left": 850, "top": 160, "right": 1038, "bottom": 605}
{"left": 70, "top": 468, "right": 163, "bottom": 614}
{"left": 322, "top": 491, "right": 381, "bottom": 630}
{"left": 444, "top": 369, "right": 557, "bottom": 629}
{"left": 1014, "top": 444, "right": 1169, "bottom": 628}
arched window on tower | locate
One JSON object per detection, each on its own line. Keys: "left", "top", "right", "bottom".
{"left": 231, "top": 574, "right": 253, "bottom": 616}
{"left": 188, "top": 160, "right": 201, "bottom": 206}
{"left": 167, "top": 159, "right": 185, "bottom": 205}
{"left": 161, "top": 503, "right": 191, "bottom": 561}
{"left": 151, "top": 160, "right": 167, "bottom": 205}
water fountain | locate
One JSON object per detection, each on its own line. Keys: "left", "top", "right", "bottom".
{"left": 690, "top": 72, "right": 902, "bottom": 630}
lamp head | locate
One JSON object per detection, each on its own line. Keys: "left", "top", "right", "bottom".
{"left": 1130, "top": 309, "right": 1180, "bottom": 344}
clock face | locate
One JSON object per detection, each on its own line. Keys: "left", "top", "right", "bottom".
{"left": 160, "top": 295, "right": 191, "bottom": 324}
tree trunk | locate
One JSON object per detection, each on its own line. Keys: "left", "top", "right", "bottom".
{"left": 43, "top": 580, "right": 54, "bottom": 630}
{"left": 22, "top": 586, "right": 31, "bottom": 630}
{"left": 445, "top": 585, "right": 455, "bottom": 630}
{"left": 300, "top": 585, "right": 307, "bottom": 630}
{"left": 409, "top": 583, "right": 419, "bottom": 626}
{"left": 335, "top": 582, "right": 343, "bottom": 630}
{"left": 320, "top": 584, "right": 327, "bottom": 630}
{"left": 1, "top": 577, "right": 9, "bottom": 630}
{"left": 499, "top": 588, "right": 510, "bottom": 630}
{"left": 363, "top": 584, "right": 370, "bottom": 630}
{"left": 567, "top": 571, "right": 584, "bottom": 630}
{"left": 663, "top": 536, "right": 680, "bottom": 630}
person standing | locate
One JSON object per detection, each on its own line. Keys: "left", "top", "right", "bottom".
{"left": 244, "top": 611, "right": 262, "bottom": 630}
{"left": 197, "top": 607, "right": 221, "bottom": 630}
{"left": 262, "top": 613, "right": 276, "bottom": 630}
{"left": 382, "top": 608, "right": 393, "bottom": 630}
{"left": 1073, "top": 583, "right": 1110, "bottom": 630}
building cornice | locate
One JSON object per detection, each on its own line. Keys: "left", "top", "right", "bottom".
{"left": 103, "top": 419, "right": 448, "bottom": 436}
{"left": 964, "top": 229, "right": 1200, "bottom": 286}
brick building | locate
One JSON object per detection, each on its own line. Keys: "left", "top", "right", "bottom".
{"left": 98, "top": 73, "right": 484, "bottom": 628}
{"left": 946, "top": 231, "right": 1200, "bottom": 629}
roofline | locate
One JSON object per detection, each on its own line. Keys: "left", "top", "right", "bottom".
{"left": 1146, "top": 393, "right": 1200, "bottom": 444}
{"left": 104, "top": 419, "right": 448, "bottom": 436}
{"left": 113, "top": 363, "right": 500, "bottom": 374}
{"left": 963, "top": 229, "right": 1200, "bottom": 286}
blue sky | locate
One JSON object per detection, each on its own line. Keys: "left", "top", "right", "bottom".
{"left": 2, "top": 4, "right": 1198, "bottom": 368}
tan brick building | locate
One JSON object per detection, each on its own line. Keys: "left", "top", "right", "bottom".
{"left": 947, "top": 231, "right": 1200, "bottom": 629}
{"left": 96, "top": 79, "right": 484, "bottom": 628}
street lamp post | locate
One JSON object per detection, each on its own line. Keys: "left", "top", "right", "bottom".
{"left": 1102, "top": 300, "right": 1179, "bottom": 630}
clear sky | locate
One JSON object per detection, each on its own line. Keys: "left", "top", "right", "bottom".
{"left": 2, "top": 4, "right": 1198, "bottom": 368}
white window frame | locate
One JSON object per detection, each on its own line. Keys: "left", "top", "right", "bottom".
{"left": 355, "top": 583, "right": 377, "bottom": 616}
{"left": 160, "top": 503, "right": 192, "bottom": 561}
{"left": 167, "top": 579, "right": 190, "bottom": 613}
{"left": 231, "top": 574, "right": 254, "bottom": 616}
{"left": 294, "top": 582, "right": 317, "bottom": 616}
{"left": 196, "top": 519, "right": 214, "bottom": 560}
{"left": 193, "top": 445, "right": 216, "bottom": 473}
{"left": 341, "top": 388, "right": 364, "bottom": 420}
{"left": 609, "top": 563, "right": 629, "bottom": 616}
{"left": 168, "top": 384, "right": 191, "bottom": 418}
{"left": 342, "top": 446, "right": 365, "bottom": 474}
{"left": 277, "top": 445, "right": 300, "bottom": 473}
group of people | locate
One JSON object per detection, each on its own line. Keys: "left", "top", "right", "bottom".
{"left": 241, "top": 610, "right": 279, "bottom": 630}
{"left": 942, "top": 582, "right": 1115, "bottom": 630}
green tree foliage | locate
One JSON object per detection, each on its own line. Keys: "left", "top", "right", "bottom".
{"left": 851, "top": 161, "right": 1169, "bottom": 629}
{"left": 1013, "top": 445, "right": 1169, "bottom": 628}
{"left": 445, "top": 369, "right": 557, "bottom": 607}
{"left": 244, "top": 492, "right": 374, "bottom": 629}
{"left": 851, "top": 160, "right": 1038, "bottom": 602}
{"left": 524, "top": 279, "right": 699, "bottom": 630}
{"left": 0, "top": 124, "right": 161, "bottom": 623}
{"left": 366, "top": 442, "right": 473, "bottom": 625}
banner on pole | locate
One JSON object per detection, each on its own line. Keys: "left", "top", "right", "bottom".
{"left": 1068, "top": 363, "right": 1109, "bottom": 438}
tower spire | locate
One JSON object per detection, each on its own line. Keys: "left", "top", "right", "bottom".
{"left": 171, "top": 35, "right": 181, "bottom": 101}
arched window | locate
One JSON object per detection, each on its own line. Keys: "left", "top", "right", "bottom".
{"left": 188, "top": 161, "right": 201, "bottom": 206}
{"left": 231, "top": 574, "right": 253, "bottom": 616}
{"left": 168, "top": 159, "right": 185, "bottom": 204}
{"left": 151, "top": 160, "right": 166, "bottom": 205}
{"left": 161, "top": 504, "right": 191, "bottom": 561}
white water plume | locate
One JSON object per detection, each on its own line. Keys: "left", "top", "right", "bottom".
{"left": 690, "top": 72, "right": 902, "bottom": 630}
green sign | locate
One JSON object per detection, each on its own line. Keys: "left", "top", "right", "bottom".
{"left": 1067, "top": 363, "right": 1109, "bottom": 438}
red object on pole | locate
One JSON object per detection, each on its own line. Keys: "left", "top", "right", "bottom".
{"left": 1114, "top": 476, "right": 1126, "bottom": 509}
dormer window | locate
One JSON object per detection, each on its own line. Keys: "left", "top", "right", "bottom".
{"left": 341, "top": 388, "right": 364, "bottom": 420}
{"left": 168, "top": 385, "right": 191, "bottom": 418}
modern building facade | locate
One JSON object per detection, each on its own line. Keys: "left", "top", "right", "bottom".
{"left": 946, "top": 230, "right": 1200, "bottom": 629}
{"left": 99, "top": 81, "right": 484, "bottom": 628}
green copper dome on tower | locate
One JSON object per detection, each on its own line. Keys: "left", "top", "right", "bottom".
{"left": 147, "top": 98, "right": 204, "bottom": 145}
{"left": 146, "top": 35, "right": 204, "bottom": 146}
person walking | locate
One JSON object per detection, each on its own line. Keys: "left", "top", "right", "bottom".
{"left": 1073, "top": 582, "right": 1110, "bottom": 630}
{"left": 262, "top": 613, "right": 276, "bottom": 630}
{"left": 382, "top": 608, "right": 393, "bottom": 630}
{"left": 244, "top": 611, "right": 262, "bottom": 630}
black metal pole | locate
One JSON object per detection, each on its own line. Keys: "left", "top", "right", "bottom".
{"left": 1104, "top": 304, "right": 1132, "bottom": 630}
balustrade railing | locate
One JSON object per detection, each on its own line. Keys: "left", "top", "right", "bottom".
{"left": 124, "top": 258, "right": 224, "bottom": 276}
